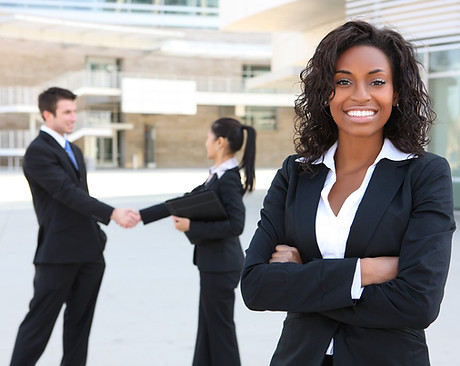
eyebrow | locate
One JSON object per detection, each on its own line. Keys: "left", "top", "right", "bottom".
{"left": 335, "top": 69, "right": 386, "bottom": 75}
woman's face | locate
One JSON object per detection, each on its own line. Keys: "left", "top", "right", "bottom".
{"left": 329, "top": 45, "right": 397, "bottom": 140}
{"left": 205, "top": 130, "right": 219, "bottom": 160}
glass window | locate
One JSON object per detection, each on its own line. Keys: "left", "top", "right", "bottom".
{"left": 429, "top": 49, "right": 460, "bottom": 73}
{"left": 242, "top": 64, "right": 271, "bottom": 79}
{"left": 97, "top": 137, "right": 113, "bottom": 165}
{"left": 243, "top": 106, "right": 277, "bottom": 131}
{"left": 85, "top": 57, "right": 121, "bottom": 88}
{"left": 144, "top": 125, "right": 156, "bottom": 167}
{"left": 204, "top": 0, "right": 218, "bottom": 7}
{"left": 428, "top": 75, "right": 460, "bottom": 207}
{"left": 165, "top": 0, "right": 194, "bottom": 5}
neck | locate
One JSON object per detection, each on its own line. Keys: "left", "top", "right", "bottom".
{"left": 335, "top": 135, "right": 384, "bottom": 172}
{"left": 214, "top": 153, "right": 234, "bottom": 168}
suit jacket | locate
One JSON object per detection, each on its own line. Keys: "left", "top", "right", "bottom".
{"left": 241, "top": 153, "right": 455, "bottom": 366}
{"left": 140, "top": 168, "right": 245, "bottom": 273}
{"left": 23, "top": 130, "right": 114, "bottom": 264}
{"left": 185, "top": 168, "right": 245, "bottom": 273}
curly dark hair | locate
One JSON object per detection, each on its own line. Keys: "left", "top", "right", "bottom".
{"left": 294, "top": 20, "right": 434, "bottom": 171}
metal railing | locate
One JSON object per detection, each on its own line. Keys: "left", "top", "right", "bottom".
{"left": 75, "top": 111, "right": 113, "bottom": 129}
{"left": 0, "top": 0, "right": 219, "bottom": 16}
{"left": 0, "top": 130, "right": 34, "bottom": 150}
{"left": 0, "top": 87, "right": 40, "bottom": 107}
{"left": 43, "top": 70, "right": 121, "bottom": 91}
{"left": 0, "top": 70, "right": 292, "bottom": 108}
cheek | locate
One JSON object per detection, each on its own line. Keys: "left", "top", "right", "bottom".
{"left": 328, "top": 101, "right": 342, "bottom": 123}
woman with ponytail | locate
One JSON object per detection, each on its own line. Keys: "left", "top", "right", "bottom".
{"left": 139, "top": 117, "right": 256, "bottom": 366}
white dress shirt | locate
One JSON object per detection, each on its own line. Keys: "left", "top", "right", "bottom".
{"left": 40, "top": 125, "right": 67, "bottom": 148}
{"left": 312, "top": 138, "right": 413, "bottom": 354}
{"left": 207, "top": 157, "right": 239, "bottom": 181}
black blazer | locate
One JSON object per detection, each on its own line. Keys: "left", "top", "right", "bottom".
{"left": 23, "top": 131, "right": 114, "bottom": 264}
{"left": 241, "top": 153, "right": 455, "bottom": 366}
{"left": 140, "top": 168, "right": 245, "bottom": 273}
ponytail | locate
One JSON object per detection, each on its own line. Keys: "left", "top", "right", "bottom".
{"left": 240, "top": 125, "right": 256, "bottom": 193}
{"left": 210, "top": 117, "right": 257, "bottom": 194}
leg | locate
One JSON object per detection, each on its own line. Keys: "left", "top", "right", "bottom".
{"left": 192, "top": 283, "right": 211, "bottom": 366}
{"left": 193, "top": 271, "right": 241, "bottom": 366}
{"left": 10, "top": 264, "right": 79, "bottom": 366}
{"left": 61, "top": 255, "right": 105, "bottom": 366}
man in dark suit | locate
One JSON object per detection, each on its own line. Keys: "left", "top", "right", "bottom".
{"left": 10, "top": 87, "right": 140, "bottom": 366}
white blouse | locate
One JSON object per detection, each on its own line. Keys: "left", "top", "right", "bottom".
{"left": 312, "top": 138, "right": 413, "bottom": 354}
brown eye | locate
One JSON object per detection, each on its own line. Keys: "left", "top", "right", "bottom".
{"left": 371, "top": 79, "right": 386, "bottom": 86}
{"left": 336, "top": 78, "right": 351, "bottom": 86}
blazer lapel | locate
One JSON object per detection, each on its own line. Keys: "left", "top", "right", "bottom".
{"left": 345, "top": 158, "right": 409, "bottom": 258}
{"left": 295, "top": 164, "right": 329, "bottom": 260}
{"left": 41, "top": 132, "right": 80, "bottom": 180}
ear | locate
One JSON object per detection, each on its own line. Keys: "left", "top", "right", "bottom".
{"left": 217, "top": 136, "right": 225, "bottom": 147}
{"left": 42, "top": 110, "right": 54, "bottom": 122}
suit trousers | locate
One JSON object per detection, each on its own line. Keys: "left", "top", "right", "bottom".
{"left": 10, "top": 256, "right": 105, "bottom": 366}
{"left": 193, "top": 270, "right": 241, "bottom": 366}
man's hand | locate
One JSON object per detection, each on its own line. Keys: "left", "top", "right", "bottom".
{"left": 269, "top": 244, "right": 303, "bottom": 264}
{"left": 111, "top": 208, "right": 141, "bottom": 228}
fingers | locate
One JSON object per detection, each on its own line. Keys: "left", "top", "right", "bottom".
{"left": 171, "top": 215, "right": 190, "bottom": 232}
{"left": 111, "top": 208, "right": 141, "bottom": 228}
{"left": 269, "top": 244, "right": 303, "bottom": 264}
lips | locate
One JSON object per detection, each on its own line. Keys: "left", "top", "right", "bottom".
{"left": 346, "top": 110, "right": 376, "bottom": 117}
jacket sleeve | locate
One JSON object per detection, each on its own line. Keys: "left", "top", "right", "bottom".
{"left": 320, "top": 155, "right": 455, "bottom": 329}
{"left": 139, "top": 203, "right": 170, "bottom": 224}
{"left": 241, "top": 156, "right": 358, "bottom": 313}
{"left": 185, "top": 171, "right": 245, "bottom": 243}
{"left": 23, "top": 142, "right": 114, "bottom": 225}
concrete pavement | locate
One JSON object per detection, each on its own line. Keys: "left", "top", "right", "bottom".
{"left": 0, "top": 168, "right": 459, "bottom": 365}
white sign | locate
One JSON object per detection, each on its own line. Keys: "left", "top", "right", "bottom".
{"left": 121, "top": 77, "right": 197, "bottom": 115}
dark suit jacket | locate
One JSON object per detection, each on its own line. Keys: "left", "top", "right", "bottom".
{"left": 23, "top": 130, "right": 114, "bottom": 264}
{"left": 140, "top": 168, "right": 245, "bottom": 273}
{"left": 241, "top": 153, "right": 455, "bottom": 366}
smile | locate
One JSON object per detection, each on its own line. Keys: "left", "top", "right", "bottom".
{"left": 346, "top": 110, "right": 375, "bottom": 117}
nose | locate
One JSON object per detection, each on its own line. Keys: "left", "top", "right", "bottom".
{"left": 351, "top": 82, "right": 371, "bottom": 103}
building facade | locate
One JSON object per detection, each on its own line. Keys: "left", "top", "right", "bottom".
{"left": 0, "top": 0, "right": 297, "bottom": 171}
{"left": 220, "top": 0, "right": 460, "bottom": 207}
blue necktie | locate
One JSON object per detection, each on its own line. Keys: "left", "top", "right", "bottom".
{"left": 65, "top": 140, "right": 79, "bottom": 170}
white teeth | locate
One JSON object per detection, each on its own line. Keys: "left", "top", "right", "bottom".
{"left": 347, "top": 110, "right": 375, "bottom": 117}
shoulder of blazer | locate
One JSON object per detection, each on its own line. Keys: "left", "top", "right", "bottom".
{"left": 25, "top": 131, "right": 57, "bottom": 160}
{"left": 384, "top": 151, "right": 450, "bottom": 178}
{"left": 279, "top": 154, "right": 327, "bottom": 183}
{"left": 220, "top": 167, "right": 241, "bottom": 180}
{"left": 216, "top": 167, "right": 243, "bottom": 192}
{"left": 405, "top": 151, "right": 452, "bottom": 184}
{"left": 28, "top": 130, "right": 61, "bottom": 153}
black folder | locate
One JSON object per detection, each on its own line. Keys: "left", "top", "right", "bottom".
{"left": 165, "top": 190, "right": 228, "bottom": 221}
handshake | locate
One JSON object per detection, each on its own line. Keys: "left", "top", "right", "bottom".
{"left": 110, "top": 208, "right": 142, "bottom": 228}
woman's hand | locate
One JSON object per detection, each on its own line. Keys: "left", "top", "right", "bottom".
{"left": 172, "top": 215, "right": 190, "bottom": 232}
{"left": 269, "top": 245, "right": 303, "bottom": 264}
{"left": 361, "top": 256, "right": 399, "bottom": 286}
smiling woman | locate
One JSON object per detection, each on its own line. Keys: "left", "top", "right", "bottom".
{"left": 240, "top": 20, "right": 455, "bottom": 366}
{"left": 330, "top": 46, "right": 396, "bottom": 140}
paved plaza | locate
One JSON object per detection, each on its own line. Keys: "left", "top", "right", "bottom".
{"left": 0, "top": 168, "right": 459, "bottom": 365}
